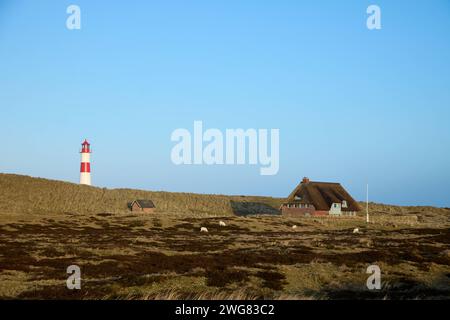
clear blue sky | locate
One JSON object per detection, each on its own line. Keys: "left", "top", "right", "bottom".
{"left": 1, "top": 0, "right": 449, "bottom": 206}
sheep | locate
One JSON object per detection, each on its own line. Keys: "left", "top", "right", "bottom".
{"left": 200, "top": 227, "right": 208, "bottom": 233}
{"left": 219, "top": 221, "right": 226, "bottom": 227}
{"left": 292, "top": 225, "right": 297, "bottom": 229}
{"left": 353, "top": 228, "right": 360, "bottom": 234}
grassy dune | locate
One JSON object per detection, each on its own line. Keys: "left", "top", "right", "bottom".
{"left": 0, "top": 173, "right": 282, "bottom": 216}
{"left": 0, "top": 173, "right": 449, "bottom": 300}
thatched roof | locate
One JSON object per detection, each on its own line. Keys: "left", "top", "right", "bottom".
{"left": 285, "top": 178, "right": 361, "bottom": 212}
{"left": 131, "top": 200, "right": 155, "bottom": 209}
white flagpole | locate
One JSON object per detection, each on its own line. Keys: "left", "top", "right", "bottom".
{"left": 366, "top": 184, "right": 369, "bottom": 223}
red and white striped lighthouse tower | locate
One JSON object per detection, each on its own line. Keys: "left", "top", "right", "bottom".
{"left": 80, "top": 139, "right": 92, "bottom": 185}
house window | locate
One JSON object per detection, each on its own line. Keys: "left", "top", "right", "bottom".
{"left": 342, "top": 200, "right": 348, "bottom": 208}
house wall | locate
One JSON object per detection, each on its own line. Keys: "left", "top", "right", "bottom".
{"left": 131, "top": 203, "right": 141, "bottom": 211}
{"left": 329, "top": 203, "right": 342, "bottom": 215}
{"left": 281, "top": 204, "right": 356, "bottom": 217}
{"left": 281, "top": 204, "right": 331, "bottom": 217}
{"left": 281, "top": 206, "right": 315, "bottom": 217}
{"left": 131, "top": 203, "right": 155, "bottom": 213}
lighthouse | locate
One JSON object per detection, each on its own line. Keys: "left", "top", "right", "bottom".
{"left": 80, "top": 139, "right": 92, "bottom": 185}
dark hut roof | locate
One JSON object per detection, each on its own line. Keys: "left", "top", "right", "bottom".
{"left": 132, "top": 200, "right": 155, "bottom": 208}
{"left": 286, "top": 179, "right": 361, "bottom": 212}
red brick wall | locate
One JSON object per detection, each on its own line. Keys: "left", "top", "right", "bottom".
{"left": 281, "top": 206, "right": 315, "bottom": 217}
{"left": 131, "top": 203, "right": 141, "bottom": 212}
{"left": 281, "top": 206, "right": 330, "bottom": 217}
{"left": 313, "top": 210, "right": 329, "bottom": 216}
{"left": 131, "top": 203, "right": 155, "bottom": 213}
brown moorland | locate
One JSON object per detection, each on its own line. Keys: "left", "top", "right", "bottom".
{"left": 0, "top": 173, "right": 449, "bottom": 299}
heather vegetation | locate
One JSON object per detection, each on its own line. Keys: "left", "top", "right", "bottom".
{"left": 0, "top": 174, "right": 449, "bottom": 299}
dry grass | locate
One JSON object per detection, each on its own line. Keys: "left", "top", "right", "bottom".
{"left": 0, "top": 173, "right": 281, "bottom": 217}
{"left": 0, "top": 174, "right": 449, "bottom": 300}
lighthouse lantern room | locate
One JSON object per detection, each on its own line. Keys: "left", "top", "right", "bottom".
{"left": 80, "top": 139, "right": 92, "bottom": 186}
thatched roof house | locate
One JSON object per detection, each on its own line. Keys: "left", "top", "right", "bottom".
{"left": 130, "top": 200, "right": 156, "bottom": 213}
{"left": 281, "top": 177, "right": 361, "bottom": 216}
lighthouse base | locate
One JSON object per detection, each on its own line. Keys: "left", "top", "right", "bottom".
{"left": 80, "top": 173, "right": 91, "bottom": 186}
